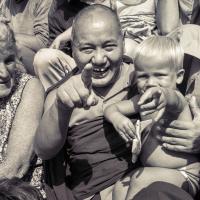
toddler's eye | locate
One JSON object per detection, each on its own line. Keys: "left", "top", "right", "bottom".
{"left": 155, "top": 73, "right": 166, "bottom": 77}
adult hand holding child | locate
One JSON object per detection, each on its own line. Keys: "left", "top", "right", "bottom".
{"left": 157, "top": 96, "right": 200, "bottom": 153}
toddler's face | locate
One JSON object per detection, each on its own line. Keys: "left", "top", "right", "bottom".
{"left": 135, "top": 57, "right": 178, "bottom": 94}
{"left": 0, "top": 46, "right": 16, "bottom": 98}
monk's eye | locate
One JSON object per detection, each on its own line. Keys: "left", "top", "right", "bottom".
{"left": 80, "top": 47, "right": 94, "bottom": 54}
{"left": 104, "top": 44, "right": 117, "bottom": 52}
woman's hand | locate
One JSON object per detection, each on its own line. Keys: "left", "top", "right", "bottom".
{"left": 157, "top": 96, "right": 200, "bottom": 153}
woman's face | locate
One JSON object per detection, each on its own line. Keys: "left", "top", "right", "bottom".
{"left": 0, "top": 46, "right": 16, "bottom": 98}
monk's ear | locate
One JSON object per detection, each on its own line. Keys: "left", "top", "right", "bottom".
{"left": 176, "top": 69, "right": 185, "bottom": 84}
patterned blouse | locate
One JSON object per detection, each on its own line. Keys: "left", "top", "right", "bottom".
{"left": 0, "top": 70, "right": 45, "bottom": 198}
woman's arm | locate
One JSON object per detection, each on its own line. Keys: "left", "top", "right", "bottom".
{"left": 0, "top": 78, "right": 44, "bottom": 178}
{"left": 156, "top": 0, "right": 179, "bottom": 35}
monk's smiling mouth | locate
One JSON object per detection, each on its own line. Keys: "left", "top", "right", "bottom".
{"left": 92, "top": 66, "right": 110, "bottom": 78}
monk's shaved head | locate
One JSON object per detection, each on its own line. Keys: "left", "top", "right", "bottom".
{"left": 71, "top": 4, "right": 122, "bottom": 44}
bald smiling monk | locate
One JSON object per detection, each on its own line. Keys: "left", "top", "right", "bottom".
{"left": 34, "top": 5, "right": 136, "bottom": 200}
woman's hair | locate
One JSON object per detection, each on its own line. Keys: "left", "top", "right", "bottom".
{"left": 0, "top": 21, "right": 16, "bottom": 53}
{"left": 134, "top": 36, "right": 184, "bottom": 71}
{"left": 0, "top": 178, "right": 43, "bottom": 200}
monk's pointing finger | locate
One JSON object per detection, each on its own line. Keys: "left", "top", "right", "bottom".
{"left": 81, "top": 63, "right": 93, "bottom": 88}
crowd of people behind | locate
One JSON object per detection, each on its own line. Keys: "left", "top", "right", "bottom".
{"left": 0, "top": 0, "right": 200, "bottom": 200}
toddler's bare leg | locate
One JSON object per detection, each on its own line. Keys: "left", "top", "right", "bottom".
{"left": 100, "top": 184, "right": 114, "bottom": 200}
{"left": 126, "top": 167, "right": 188, "bottom": 200}
{"left": 112, "top": 173, "right": 131, "bottom": 200}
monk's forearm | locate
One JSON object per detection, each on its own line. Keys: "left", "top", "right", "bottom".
{"left": 34, "top": 100, "right": 73, "bottom": 160}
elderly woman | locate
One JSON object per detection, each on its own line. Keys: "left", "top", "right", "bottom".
{"left": 0, "top": 0, "right": 53, "bottom": 75}
{"left": 0, "top": 21, "right": 44, "bottom": 195}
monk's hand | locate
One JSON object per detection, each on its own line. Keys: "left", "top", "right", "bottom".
{"left": 157, "top": 96, "right": 200, "bottom": 153}
{"left": 138, "top": 87, "right": 166, "bottom": 122}
{"left": 56, "top": 63, "right": 98, "bottom": 109}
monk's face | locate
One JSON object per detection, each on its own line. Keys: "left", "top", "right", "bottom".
{"left": 72, "top": 13, "right": 124, "bottom": 88}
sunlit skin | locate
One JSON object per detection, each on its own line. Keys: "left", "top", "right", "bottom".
{"left": 135, "top": 56, "right": 184, "bottom": 94}
{"left": 72, "top": 11, "right": 124, "bottom": 88}
{"left": 0, "top": 46, "right": 16, "bottom": 98}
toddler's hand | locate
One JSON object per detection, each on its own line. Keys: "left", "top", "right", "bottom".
{"left": 138, "top": 87, "right": 167, "bottom": 122}
{"left": 113, "top": 115, "right": 136, "bottom": 142}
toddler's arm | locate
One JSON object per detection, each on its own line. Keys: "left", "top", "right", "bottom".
{"left": 104, "top": 95, "right": 140, "bottom": 141}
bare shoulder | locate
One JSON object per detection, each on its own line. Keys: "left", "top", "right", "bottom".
{"left": 19, "top": 78, "right": 45, "bottom": 111}
{"left": 12, "top": 78, "right": 44, "bottom": 132}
